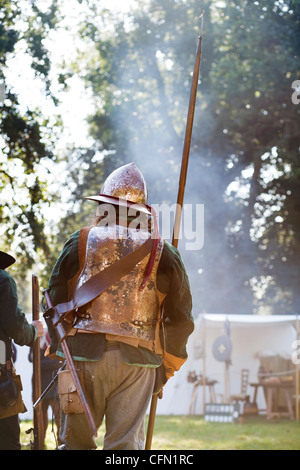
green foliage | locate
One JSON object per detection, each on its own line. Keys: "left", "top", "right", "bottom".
{"left": 0, "top": 0, "right": 61, "bottom": 307}
{"left": 59, "top": 0, "right": 300, "bottom": 315}
{"left": 206, "top": 0, "right": 300, "bottom": 313}
{"left": 1, "top": 0, "right": 299, "bottom": 314}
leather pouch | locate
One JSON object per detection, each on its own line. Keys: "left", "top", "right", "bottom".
{"left": 0, "top": 374, "right": 19, "bottom": 407}
{"left": 58, "top": 369, "right": 85, "bottom": 414}
{"left": 0, "top": 375, "right": 26, "bottom": 419}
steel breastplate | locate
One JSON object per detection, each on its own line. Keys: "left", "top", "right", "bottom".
{"left": 73, "top": 225, "right": 164, "bottom": 351}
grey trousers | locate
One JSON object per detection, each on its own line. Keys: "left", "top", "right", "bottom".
{"left": 59, "top": 349, "right": 156, "bottom": 450}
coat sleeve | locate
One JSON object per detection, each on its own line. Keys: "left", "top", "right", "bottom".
{"left": 46, "top": 231, "right": 80, "bottom": 355}
{"left": 157, "top": 242, "right": 194, "bottom": 379}
{"left": 48, "top": 231, "right": 80, "bottom": 306}
{"left": 0, "top": 271, "right": 36, "bottom": 347}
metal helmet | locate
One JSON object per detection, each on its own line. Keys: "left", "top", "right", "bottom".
{"left": 86, "top": 162, "right": 148, "bottom": 205}
{"left": 85, "top": 162, "right": 159, "bottom": 290}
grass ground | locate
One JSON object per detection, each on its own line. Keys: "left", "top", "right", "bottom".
{"left": 20, "top": 415, "right": 300, "bottom": 450}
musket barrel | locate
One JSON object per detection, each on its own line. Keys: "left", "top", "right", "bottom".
{"left": 33, "top": 361, "right": 66, "bottom": 409}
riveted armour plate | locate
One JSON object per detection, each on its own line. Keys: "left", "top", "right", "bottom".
{"left": 73, "top": 225, "right": 164, "bottom": 350}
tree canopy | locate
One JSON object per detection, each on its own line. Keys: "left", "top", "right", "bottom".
{"left": 1, "top": 0, "right": 299, "bottom": 314}
{"left": 0, "top": 0, "right": 63, "bottom": 305}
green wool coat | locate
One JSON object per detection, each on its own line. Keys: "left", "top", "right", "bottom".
{"left": 0, "top": 269, "right": 36, "bottom": 360}
{"left": 47, "top": 230, "right": 194, "bottom": 367}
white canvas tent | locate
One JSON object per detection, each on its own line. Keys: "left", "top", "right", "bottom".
{"left": 156, "top": 313, "right": 299, "bottom": 416}
{"left": 15, "top": 313, "right": 299, "bottom": 420}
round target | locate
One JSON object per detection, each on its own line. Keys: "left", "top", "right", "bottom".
{"left": 212, "top": 335, "right": 232, "bottom": 362}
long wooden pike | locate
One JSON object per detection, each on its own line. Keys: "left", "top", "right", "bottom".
{"left": 172, "top": 13, "right": 204, "bottom": 248}
{"left": 145, "top": 13, "right": 204, "bottom": 450}
{"left": 32, "top": 274, "right": 44, "bottom": 450}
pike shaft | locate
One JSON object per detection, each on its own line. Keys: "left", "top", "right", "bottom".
{"left": 172, "top": 33, "right": 203, "bottom": 248}
{"left": 146, "top": 30, "right": 203, "bottom": 450}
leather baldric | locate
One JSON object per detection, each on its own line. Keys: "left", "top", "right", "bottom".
{"left": 51, "top": 235, "right": 154, "bottom": 323}
{"left": 70, "top": 224, "right": 165, "bottom": 353}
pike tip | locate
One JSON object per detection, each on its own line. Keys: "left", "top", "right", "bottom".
{"left": 199, "top": 10, "right": 205, "bottom": 36}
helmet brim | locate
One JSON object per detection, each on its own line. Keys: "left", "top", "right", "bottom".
{"left": 85, "top": 194, "right": 152, "bottom": 215}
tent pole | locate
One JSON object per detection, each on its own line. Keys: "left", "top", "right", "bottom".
{"left": 296, "top": 316, "right": 299, "bottom": 421}
{"left": 296, "top": 366, "right": 299, "bottom": 421}
{"left": 224, "top": 362, "right": 229, "bottom": 402}
{"left": 202, "top": 315, "right": 206, "bottom": 414}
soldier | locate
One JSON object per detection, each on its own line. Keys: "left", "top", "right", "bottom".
{"left": 0, "top": 251, "right": 44, "bottom": 450}
{"left": 46, "top": 162, "right": 194, "bottom": 450}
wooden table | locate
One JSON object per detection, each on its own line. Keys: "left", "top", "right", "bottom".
{"left": 189, "top": 378, "right": 218, "bottom": 414}
{"left": 250, "top": 381, "right": 294, "bottom": 420}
